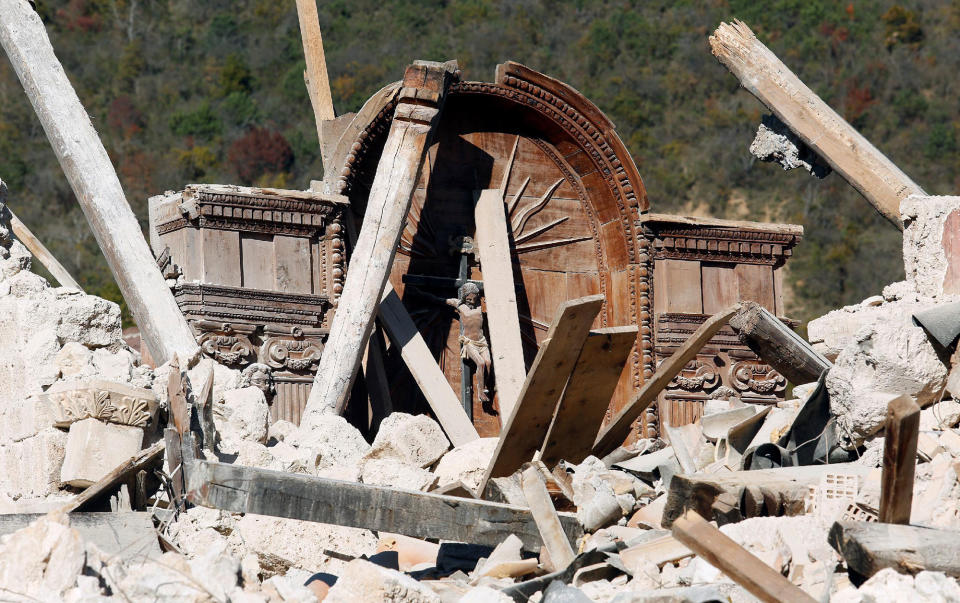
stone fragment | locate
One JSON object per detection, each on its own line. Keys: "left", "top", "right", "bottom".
{"left": 365, "top": 412, "right": 450, "bottom": 467}
{"left": 116, "top": 552, "right": 213, "bottom": 602}
{"left": 832, "top": 568, "right": 960, "bottom": 603}
{"left": 432, "top": 437, "right": 497, "bottom": 492}
{"left": 749, "top": 114, "right": 830, "bottom": 177}
{"left": 288, "top": 414, "right": 370, "bottom": 471}
{"left": 55, "top": 289, "right": 123, "bottom": 348}
{"left": 91, "top": 347, "right": 135, "bottom": 382}
{"left": 360, "top": 458, "right": 434, "bottom": 491}
{"left": 262, "top": 571, "right": 316, "bottom": 602}
{"left": 571, "top": 457, "right": 638, "bottom": 531}
{"left": 268, "top": 419, "right": 297, "bottom": 444}
{"left": 214, "top": 387, "right": 270, "bottom": 452}
{"left": 187, "top": 541, "right": 241, "bottom": 601}
{"left": 56, "top": 341, "right": 94, "bottom": 380}
{"left": 0, "top": 514, "right": 85, "bottom": 600}
{"left": 324, "top": 558, "right": 441, "bottom": 602}
{"left": 902, "top": 195, "right": 960, "bottom": 298}
{"left": 460, "top": 585, "right": 513, "bottom": 602}
{"left": 921, "top": 400, "right": 960, "bottom": 431}
{"left": 0, "top": 426, "right": 67, "bottom": 498}
{"left": 60, "top": 418, "right": 143, "bottom": 487}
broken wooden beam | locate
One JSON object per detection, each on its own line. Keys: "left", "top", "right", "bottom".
{"left": 302, "top": 60, "right": 458, "bottom": 420}
{"left": 58, "top": 440, "right": 165, "bottom": 513}
{"left": 879, "top": 395, "right": 921, "bottom": 524}
{"left": 540, "top": 326, "right": 637, "bottom": 468}
{"left": 521, "top": 462, "right": 576, "bottom": 571}
{"left": 593, "top": 305, "right": 740, "bottom": 458}
{"left": 661, "top": 464, "right": 872, "bottom": 528}
{"left": 378, "top": 282, "right": 479, "bottom": 446}
{"left": 673, "top": 510, "right": 816, "bottom": 603}
{"left": 710, "top": 20, "right": 924, "bottom": 228}
{"left": 829, "top": 521, "right": 960, "bottom": 579}
{"left": 474, "top": 188, "right": 526, "bottom": 416}
{"left": 729, "top": 301, "right": 831, "bottom": 385}
{"left": 294, "top": 0, "right": 335, "bottom": 124}
{"left": 0, "top": 0, "right": 200, "bottom": 365}
{"left": 185, "top": 460, "right": 582, "bottom": 550}
{"left": 479, "top": 294, "right": 605, "bottom": 493}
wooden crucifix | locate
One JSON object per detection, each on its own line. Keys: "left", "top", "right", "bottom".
{"left": 403, "top": 234, "right": 486, "bottom": 418}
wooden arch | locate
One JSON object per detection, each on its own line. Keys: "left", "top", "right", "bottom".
{"left": 338, "top": 61, "right": 656, "bottom": 437}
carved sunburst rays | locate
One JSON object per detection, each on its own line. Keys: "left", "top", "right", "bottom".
{"left": 499, "top": 136, "right": 591, "bottom": 254}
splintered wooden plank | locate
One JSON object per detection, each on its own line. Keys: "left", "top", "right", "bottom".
{"left": 475, "top": 188, "right": 527, "bottom": 417}
{"left": 879, "top": 395, "right": 921, "bottom": 524}
{"left": 294, "top": 0, "right": 334, "bottom": 123}
{"left": 0, "top": 0, "right": 199, "bottom": 365}
{"left": 592, "top": 305, "right": 741, "bottom": 458}
{"left": 710, "top": 21, "right": 923, "bottom": 228}
{"left": 303, "top": 61, "right": 457, "bottom": 420}
{"left": 185, "top": 460, "right": 582, "bottom": 550}
{"left": 829, "top": 521, "right": 960, "bottom": 579}
{"left": 521, "top": 462, "right": 576, "bottom": 570}
{"left": 378, "top": 282, "right": 479, "bottom": 446}
{"left": 479, "top": 295, "right": 605, "bottom": 491}
{"left": 539, "top": 326, "right": 638, "bottom": 467}
{"left": 673, "top": 510, "right": 816, "bottom": 603}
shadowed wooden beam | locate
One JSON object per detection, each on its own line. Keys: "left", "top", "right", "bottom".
{"left": 540, "top": 326, "right": 637, "bottom": 467}
{"left": 301, "top": 61, "right": 458, "bottom": 421}
{"left": 673, "top": 510, "right": 816, "bottom": 603}
{"left": 729, "top": 301, "right": 831, "bottom": 384}
{"left": 829, "top": 521, "right": 960, "bottom": 579}
{"left": 710, "top": 20, "right": 923, "bottom": 228}
{"left": 186, "top": 459, "right": 582, "bottom": 550}
{"left": 592, "top": 305, "right": 740, "bottom": 458}
{"left": 0, "top": 0, "right": 199, "bottom": 365}
{"left": 475, "top": 188, "right": 526, "bottom": 416}
{"left": 879, "top": 395, "right": 921, "bottom": 524}
{"left": 478, "top": 295, "right": 604, "bottom": 494}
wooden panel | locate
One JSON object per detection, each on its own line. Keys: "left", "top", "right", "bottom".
{"left": 481, "top": 295, "right": 604, "bottom": 488}
{"left": 181, "top": 227, "right": 202, "bottom": 282}
{"left": 521, "top": 267, "right": 567, "bottom": 328}
{"left": 565, "top": 272, "right": 601, "bottom": 300}
{"left": 540, "top": 326, "right": 638, "bottom": 466}
{"left": 654, "top": 259, "right": 702, "bottom": 314}
{"left": 773, "top": 264, "right": 786, "bottom": 316}
{"left": 600, "top": 219, "right": 630, "bottom": 270}
{"left": 202, "top": 229, "right": 241, "bottom": 286}
{"left": 275, "top": 236, "right": 312, "bottom": 294}
{"left": 702, "top": 264, "right": 739, "bottom": 314}
{"left": 240, "top": 233, "right": 275, "bottom": 290}
{"left": 735, "top": 263, "right": 775, "bottom": 311}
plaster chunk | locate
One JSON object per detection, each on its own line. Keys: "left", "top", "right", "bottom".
{"left": 60, "top": 418, "right": 144, "bottom": 487}
{"left": 56, "top": 342, "right": 95, "bottom": 380}
{"left": 91, "top": 347, "right": 134, "bottom": 382}
{"left": 360, "top": 458, "right": 435, "bottom": 491}
{"left": 902, "top": 195, "right": 960, "bottom": 298}
{"left": 214, "top": 387, "right": 270, "bottom": 453}
{"left": 365, "top": 412, "right": 450, "bottom": 468}
{"left": 0, "top": 514, "right": 85, "bottom": 600}
{"left": 433, "top": 437, "right": 497, "bottom": 493}
{"left": 325, "top": 558, "right": 441, "bottom": 603}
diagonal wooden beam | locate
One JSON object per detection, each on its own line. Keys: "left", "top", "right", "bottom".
{"left": 540, "top": 326, "right": 637, "bottom": 467}
{"left": 592, "top": 305, "right": 741, "bottom": 458}
{"left": 0, "top": 0, "right": 199, "bottom": 365}
{"left": 295, "top": 0, "right": 335, "bottom": 124}
{"left": 478, "top": 295, "right": 604, "bottom": 494}
{"left": 378, "top": 282, "right": 479, "bottom": 446}
{"left": 301, "top": 60, "right": 458, "bottom": 423}
{"left": 474, "top": 188, "right": 526, "bottom": 416}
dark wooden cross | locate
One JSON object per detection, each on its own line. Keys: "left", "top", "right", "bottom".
{"left": 402, "top": 235, "right": 483, "bottom": 418}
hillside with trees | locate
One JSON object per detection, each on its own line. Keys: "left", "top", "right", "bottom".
{"left": 1, "top": 0, "right": 957, "bottom": 325}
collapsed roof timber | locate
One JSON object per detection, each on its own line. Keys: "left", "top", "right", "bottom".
{"left": 1, "top": 2, "right": 959, "bottom": 601}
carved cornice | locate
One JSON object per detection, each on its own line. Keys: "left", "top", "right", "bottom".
{"left": 46, "top": 380, "right": 158, "bottom": 429}
{"left": 155, "top": 185, "right": 347, "bottom": 237}
{"left": 640, "top": 218, "right": 803, "bottom": 266}
{"left": 174, "top": 283, "right": 330, "bottom": 327}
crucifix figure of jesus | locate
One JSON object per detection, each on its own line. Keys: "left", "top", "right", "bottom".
{"left": 443, "top": 282, "right": 492, "bottom": 403}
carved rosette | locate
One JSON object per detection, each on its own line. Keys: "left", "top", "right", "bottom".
{"left": 730, "top": 360, "right": 787, "bottom": 396}
{"left": 47, "top": 380, "right": 158, "bottom": 429}
{"left": 195, "top": 321, "right": 256, "bottom": 366}
{"left": 259, "top": 325, "right": 326, "bottom": 373}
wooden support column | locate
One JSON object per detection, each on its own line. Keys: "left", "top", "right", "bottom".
{"left": 879, "top": 395, "right": 921, "bottom": 524}
{"left": 710, "top": 20, "right": 924, "bottom": 228}
{"left": 0, "top": 0, "right": 199, "bottom": 366}
{"left": 302, "top": 61, "right": 458, "bottom": 422}
{"left": 593, "top": 305, "right": 741, "bottom": 458}
{"left": 474, "top": 188, "right": 526, "bottom": 417}
{"left": 378, "top": 282, "right": 479, "bottom": 446}
{"left": 673, "top": 510, "right": 816, "bottom": 603}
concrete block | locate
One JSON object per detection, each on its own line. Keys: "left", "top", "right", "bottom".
{"left": 60, "top": 418, "right": 143, "bottom": 487}
{"left": 902, "top": 195, "right": 960, "bottom": 298}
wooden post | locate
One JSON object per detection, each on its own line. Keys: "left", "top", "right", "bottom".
{"left": 479, "top": 294, "right": 605, "bottom": 493}
{"left": 592, "top": 305, "right": 741, "bottom": 458}
{"left": 729, "top": 301, "right": 831, "bottom": 384}
{"left": 879, "top": 395, "right": 921, "bottom": 524}
{"left": 301, "top": 60, "right": 457, "bottom": 422}
{"left": 710, "top": 21, "right": 924, "bottom": 228}
{"left": 474, "top": 188, "right": 526, "bottom": 417}
{"left": 0, "top": 0, "right": 199, "bottom": 366}
{"left": 673, "top": 510, "right": 816, "bottom": 603}
{"left": 520, "top": 462, "right": 576, "bottom": 570}
{"left": 378, "top": 282, "right": 479, "bottom": 446}
{"left": 539, "top": 326, "right": 637, "bottom": 467}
